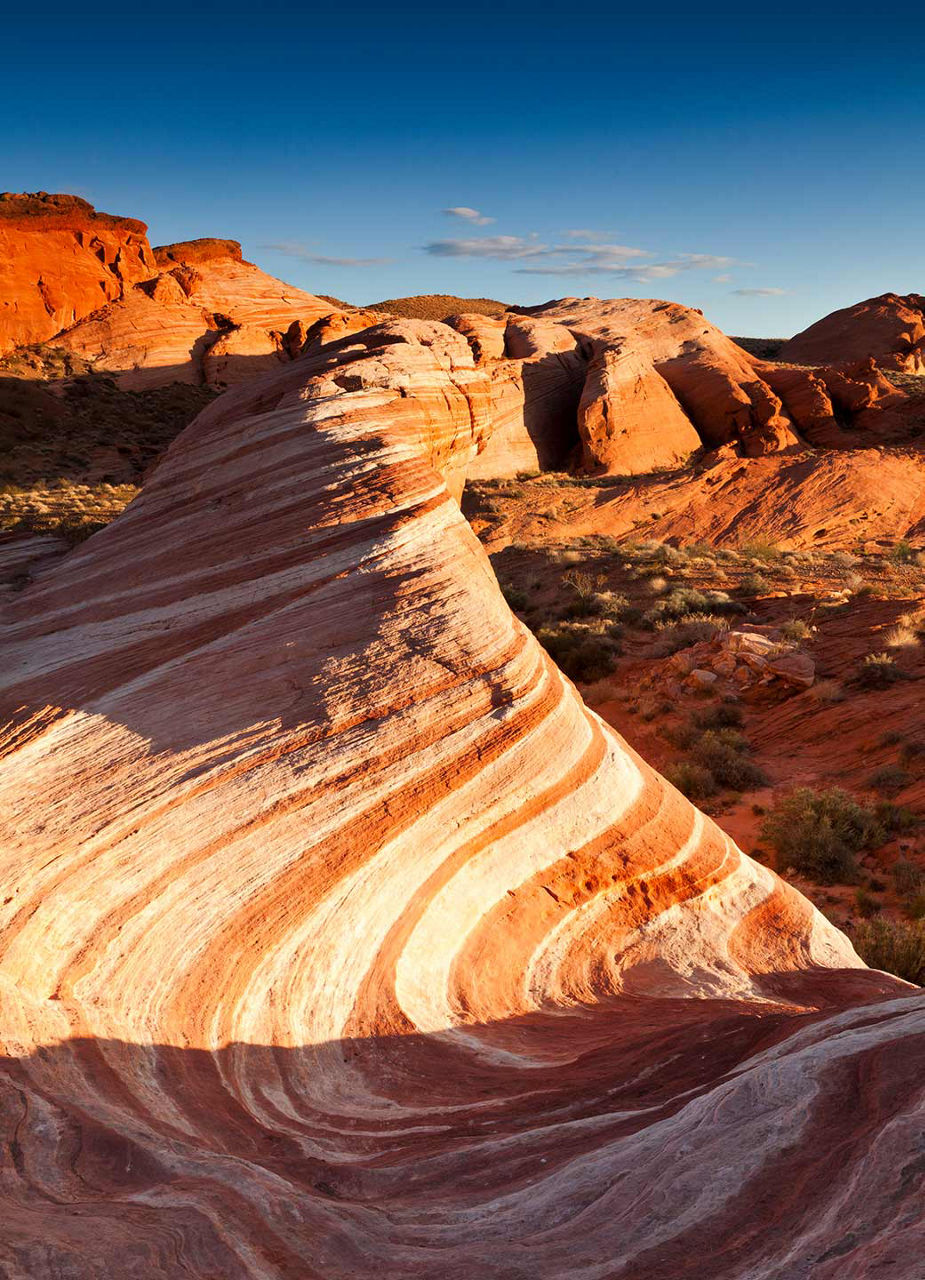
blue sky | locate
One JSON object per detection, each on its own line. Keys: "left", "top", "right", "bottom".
{"left": 4, "top": 1, "right": 923, "bottom": 336}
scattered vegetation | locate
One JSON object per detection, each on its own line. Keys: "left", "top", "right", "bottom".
{"left": 855, "top": 652, "right": 906, "bottom": 689}
{"left": 868, "top": 764, "right": 912, "bottom": 795}
{"left": 852, "top": 918, "right": 925, "bottom": 985}
{"left": 761, "top": 787, "right": 883, "bottom": 884}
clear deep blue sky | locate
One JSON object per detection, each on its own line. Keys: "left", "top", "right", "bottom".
{"left": 5, "top": 1, "right": 923, "bottom": 336}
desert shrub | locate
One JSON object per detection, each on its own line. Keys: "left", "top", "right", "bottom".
{"left": 885, "top": 622, "right": 920, "bottom": 649}
{"left": 888, "top": 539, "right": 915, "bottom": 565}
{"left": 855, "top": 652, "right": 905, "bottom": 689}
{"left": 868, "top": 764, "right": 912, "bottom": 794}
{"left": 648, "top": 614, "right": 729, "bottom": 656}
{"left": 780, "top": 618, "right": 813, "bottom": 642}
{"left": 852, "top": 918, "right": 925, "bottom": 984}
{"left": 501, "top": 583, "right": 528, "bottom": 611}
{"left": 536, "top": 626, "right": 620, "bottom": 683}
{"left": 899, "top": 739, "right": 925, "bottom": 764}
{"left": 563, "top": 567, "right": 605, "bottom": 599}
{"left": 875, "top": 801, "right": 918, "bottom": 833}
{"left": 593, "top": 590, "right": 630, "bottom": 620}
{"left": 739, "top": 572, "right": 770, "bottom": 596}
{"left": 665, "top": 761, "right": 717, "bottom": 801}
{"left": 761, "top": 787, "right": 883, "bottom": 884}
{"left": 693, "top": 701, "right": 745, "bottom": 731}
{"left": 688, "top": 729, "right": 768, "bottom": 791}
{"left": 738, "top": 538, "right": 782, "bottom": 563}
{"left": 893, "top": 859, "right": 923, "bottom": 896}
{"left": 643, "top": 587, "right": 739, "bottom": 627}
{"left": 854, "top": 887, "right": 882, "bottom": 919}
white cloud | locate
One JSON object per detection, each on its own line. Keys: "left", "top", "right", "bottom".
{"left": 565, "top": 228, "right": 612, "bottom": 240}
{"left": 424, "top": 235, "right": 553, "bottom": 259}
{"left": 731, "top": 287, "right": 789, "bottom": 296}
{"left": 443, "top": 206, "right": 494, "bottom": 226}
{"left": 261, "top": 241, "right": 393, "bottom": 267}
{"left": 423, "top": 237, "right": 652, "bottom": 266}
{"left": 713, "top": 273, "right": 732, "bottom": 283}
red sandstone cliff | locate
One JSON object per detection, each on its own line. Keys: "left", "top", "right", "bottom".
{"left": 0, "top": 192, "right": 156, "bottom": 355}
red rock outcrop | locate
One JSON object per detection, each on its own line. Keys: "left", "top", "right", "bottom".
{"left": 0, "top": 192, "right": 156, "bottom": 356}
{"left": 524, "top": 297, "right": 802, "bottom": 469}
{"left": 50, "top": 238, "right": 338, "bottom": 388}
{"left": 0, "top": 320, "right": 922, "bottom": 1278}
{"left": 780, "top": 292, "right": 925, "bottom": 373}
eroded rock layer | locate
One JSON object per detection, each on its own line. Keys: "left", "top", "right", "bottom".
{"left": 0, "top": 320, "right": 922, "bottom": 1278}
{"left": 51, "top": 237, "right": 338, "bottom": 389}
{"left": 0, "top": 192, "right": 156, "bottom": 355}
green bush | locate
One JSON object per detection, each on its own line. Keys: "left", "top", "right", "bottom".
{"left": 693, "top": 701, "right": 744, "bottom": 731}
{"left": 856, "top": 652, "right": 905, "bottom": 689}
{"left": 852, "top": 918, "right": 925, "bottom": 984}
{"left": 868, "top": 765, "right": 912, "bottom": 794}
{"left": 689, "top": 729, "right": 768, "bottom": 792}
{"left": 739, "top": 572, "right": 771, "bottom": 596}
{"left": 536, "top": 626, "right": 620, "bottom": 683}
{"left": 761, "top": 787, "right": 883, "bottom": 884}
{"left": 854, "top": 887, "right": 881, "bottom": 919}
{"left": 665, "top": 761, "right": 717, "bottom": 801}
{"left": 875, "top": 801, "right": 918, "bottom": 834}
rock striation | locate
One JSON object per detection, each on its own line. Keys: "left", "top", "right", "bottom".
{"left": 50, "top": 237, "right": 338, "bottom": 389}
{"left": 0, "top": 192, "right": 156, "bottom": 356}
{"left": 780, "top": 292, "right": 925, "bottom": 373}
{"left": 0, "top": 319, "right": 922, "bottom": 1278}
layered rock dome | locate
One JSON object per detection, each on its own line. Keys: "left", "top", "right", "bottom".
{"left": 780, "top": 292, "right": 925, "bottom": 374}
{"left": 0, "top": 318, "right": 922, "bottom": 1277}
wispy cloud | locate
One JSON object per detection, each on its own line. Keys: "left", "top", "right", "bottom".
{"left": 731, "top": 287, "right": 788, "bottom": 296}
{"left": 261, "top": 241, "right": 393, "bottom": 267}
{"left": 565, "top": 228, "right": 613, "bottom": 240}
{"left": 713, "top": 273, "right": 732, "bottom": 283}
{"left": 424, "top": 235, "right": 553, "bottom": 260}
{"left": 423, "top": 237, "right": 652, "bottom": 267}
{"left": 515, "top": 249, "right": 744, "bottom": 284}
{"left": 443, "top": 206, "right": 494, "bottom": 226}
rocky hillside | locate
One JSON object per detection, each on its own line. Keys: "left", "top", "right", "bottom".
{"left": 781, "top": 292, "right": 925, "bottom": 373}
{"left": 0, "top": 316, "right": 922, "bottom": 1276}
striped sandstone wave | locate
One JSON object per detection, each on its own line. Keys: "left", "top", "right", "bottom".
{"left": 0, "top": 320, "right": 922, "bottom": 1278}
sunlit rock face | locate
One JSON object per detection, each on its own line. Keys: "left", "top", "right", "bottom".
{"left": 0, "top": 192, "right": 156, "bottom": 355}
{"left": 780, "top": 292, "right": 925, "bottom": 374}
{"left": 50, "top": 236, "right": 338, "bottom": 389}
{"left": 0, "top": 319, "right": 923, "bottom": 1278}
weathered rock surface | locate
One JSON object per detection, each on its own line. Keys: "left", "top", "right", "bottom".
{"left": 0, "top": 192, "right": 156, "bottom": 355}
{"left": 523, "top": 296, "right": 802, "bottom": 469}
{"left": 780, "top": 292, "right": 925, "bottom": 373}
{"left": 50, "top": 238, "right": 336, "bottom": 389}
{"left": 0, "top": 319, "right": 922, "bottom": 1278}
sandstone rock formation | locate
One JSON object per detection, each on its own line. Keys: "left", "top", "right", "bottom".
{"left": 51, "top": 237, "right": 337, "bottom": 389}
{"left": 525, "top": 297, "right": 803, "bottom": 467}
{"left": 781, "top": 292, "right": 925, "bottom": 373}
{"left": 0, "top": 193, "right": 156, "bottom": 355}
{"left": 0, "top": 319, "right": 922, "bottom": 1278}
